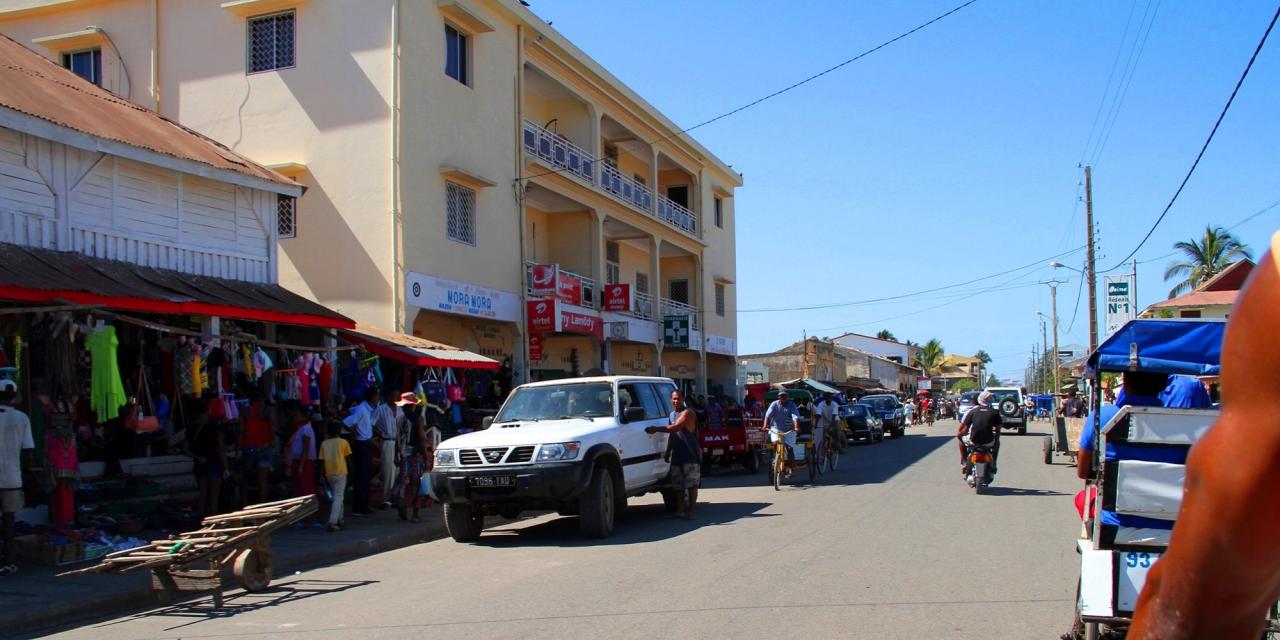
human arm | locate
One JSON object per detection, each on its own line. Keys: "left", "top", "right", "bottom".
{"left": 645, "top": 408, "right": 694, "bottom": 434}
{"left": 1129, "top": 250, "right": 1280, "bottom": 639}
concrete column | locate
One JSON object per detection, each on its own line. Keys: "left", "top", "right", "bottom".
{"left": 695, "top": 252, "right": 707, "bottom": 395}
{"left": 590, "top": 209, "right": 605, "bottom": 299}
{"left": 650, "top": 148, "right": 661, "bottom": 215}
{"left": 587, "top": 104, "right": 602, "bottom": 177}
{"left": 650, "top": 234, "right": 662, "bottom": 375}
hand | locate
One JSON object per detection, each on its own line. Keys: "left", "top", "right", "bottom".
{"left": 644, "top": 426, "right": 661, "bottom": 434}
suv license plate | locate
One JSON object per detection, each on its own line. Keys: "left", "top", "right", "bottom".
{"left": 469, "top": 475, "right": 515, "bottom": 488}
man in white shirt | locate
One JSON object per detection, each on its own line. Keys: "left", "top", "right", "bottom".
{"left": 0, "top": 380, "right": 33, "bottom": 577}
{"left": 815, "top": 392, "right": 843, "bottom": 453}
{"left": 373, "top": 396, "right": 399, "bottom": 508}
{"left": 342, "top": 387, "right": 379, "bottom": 515}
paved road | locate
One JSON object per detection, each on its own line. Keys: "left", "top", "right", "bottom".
{"left": 42, "top": 419, "right": 1084, "bottom": 640}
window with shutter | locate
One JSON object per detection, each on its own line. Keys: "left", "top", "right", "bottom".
{"left": 277, "top": 195, "right": 297, "bottom": 239}
{"left": 715, "top": 283, "right": 726, "bottom": 316}
{"left": 247, "top": 11, "right": 295, "bottom": 73}
{"left": 446, "top": 182, "right": 476, "bottom": 246}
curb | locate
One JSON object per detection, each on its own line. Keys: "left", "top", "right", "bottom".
{"left": 6, "top": 521, "right": 449, "bottom": 639}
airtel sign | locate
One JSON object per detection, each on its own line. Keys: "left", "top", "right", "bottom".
{"left": 527, "top": 300, "right": 558, "bottom": 333}
{"left": 602, "top": 283, "right": 631, "bottom": 312}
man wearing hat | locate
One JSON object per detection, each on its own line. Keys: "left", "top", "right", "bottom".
{"left": 957, "top": 389, "right": 1003, "bottom": 477}
{"left": 0, "top": 379, "right": 33, "bottom": 577}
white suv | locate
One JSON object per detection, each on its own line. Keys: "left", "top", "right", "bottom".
{"left": 983, "top": 387, "right": 1027, "bottom": 435}
{"left": 429, "top": 376, "right": 680, "bottom": 542}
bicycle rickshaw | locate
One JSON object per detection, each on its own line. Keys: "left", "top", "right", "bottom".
{"left": 1067, "top": 319, "right": 1280, "bottom": 638}
{"left": 760, "top": 388, "right": 818, "bottom": 489}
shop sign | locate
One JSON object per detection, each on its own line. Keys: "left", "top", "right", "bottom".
{"left": 602, "top": 283, "right": 631, "bottom": 312}
{"left": 705, "top": 334, "right": 737, "bottom": 356}
{"left": 528, "top": 334, "right": 544, "bottom": 361}
{"left": 527, "top": 300, "right": 559, "bottom": 334}
{"left": 917, "top": 376, "right": 932, "bottom": 391}
{"left": 557, "top": 272, "right": 582, "bottom": 305}
{"left": 663, "top": 315, "right": 690, "bottom": 349}
{"left": 406, "top": 272, "right": 520, "bottom": 323}
{"left": 530, "top": 263, "right": 559, "bottom": 297}
{"left": 562, "top": 308, "right": 603, "bottom": 340}
{"left": 1105, "top": 275, "right": 1136, "bottom": 337}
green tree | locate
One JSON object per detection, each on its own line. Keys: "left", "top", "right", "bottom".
{"left": 986, "top": 374, "right": 1000, "bottom": 388}
{"left": 951, "top": 378, "right": 979, "bottom": 393}
{"left": 1163, "top": 225, "right": 1252, "bottom": 298}
{"left": 913, "top": 339, "right": 945, "bottom": 376}
{"left": 973, "top": 350, "right": 992, "bottom": 388}
{"left": 876, "top": 329, "right": 897, "bottom": 341}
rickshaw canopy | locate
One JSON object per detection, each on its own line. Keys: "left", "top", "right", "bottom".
{"left": 1085, "top": 319, "right": 1226, "bottom": 377}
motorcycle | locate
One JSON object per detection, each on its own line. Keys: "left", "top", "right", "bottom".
{"left": 965, "top": 440, "right": 995, "bottom": 494}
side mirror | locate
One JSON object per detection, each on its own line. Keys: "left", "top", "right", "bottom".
{"left": 481, "top": 416, "right": 494, "bottom": 430}
{"left": 623, "top": 406, "right": 646, "bottom": 423}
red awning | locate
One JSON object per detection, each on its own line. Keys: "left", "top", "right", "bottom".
{"left": 0, "top": 244, "right": 352, "bottom": 329}
{"left": 340, "top": 325, "right": 499, "bottom": 370}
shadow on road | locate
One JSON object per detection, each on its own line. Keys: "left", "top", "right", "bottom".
{"left": 981, "top": 486, "right": 1070, "bottom": 497}
{"left": 475, "top": 501, "right": 774, "bottom": 548}
{"left": 91, "top": 578, "right": 376, "bottom": 633}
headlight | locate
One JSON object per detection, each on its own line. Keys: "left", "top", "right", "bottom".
{"left": 537, "top": 442, "right": 581, "bottom": 462}
{"left": 435, "top": 449, "right": 458, "bottom": 467}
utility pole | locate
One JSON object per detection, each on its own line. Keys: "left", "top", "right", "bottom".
{"left": 1031, "top": 344, "right": 1039, "bottom": 393}
{"left": 1050, "top": 282, "right": 1062, "bottom": 421}
{"left": 1084, "top": 165, "right": 1099, "bottom": 352}
{"left": 1132, "top": 259, "right": 1139, "bottom": 318}
{"left": 1035, "top": 312, "right": 1049, "bottom": 393}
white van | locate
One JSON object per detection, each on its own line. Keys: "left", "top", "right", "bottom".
{"left": 429, "top": 376, "right": 680, "bottom": 541}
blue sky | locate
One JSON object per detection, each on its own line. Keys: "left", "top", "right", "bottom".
{"left": 531, "top": 1, "right": 1280, "bottom": 381}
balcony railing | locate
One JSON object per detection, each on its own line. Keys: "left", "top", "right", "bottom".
{"left": 660, "top": 297, "right": 699, "bottom": 330}
{"left": 522, "top": 120, "right": 594, "bottom": 185}
{"left": 657, "top": 194, "right": 697, "bottom": 235}
{"left": 627, "top": 291, "right": 655, "bottom": 320}
{"left": 600, "top": 163, "right": 653, "bottom": 213}
{"left": 526, "top": 262, "right": 596, "bottom": 308}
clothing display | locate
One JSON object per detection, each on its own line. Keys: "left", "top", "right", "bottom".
{"left": 87, "top": 326, "right": 126, "bottom": 422}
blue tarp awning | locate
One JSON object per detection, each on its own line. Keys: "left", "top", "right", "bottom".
{"left": 1086, "top": 319, "right": 1226, "bottom": 377}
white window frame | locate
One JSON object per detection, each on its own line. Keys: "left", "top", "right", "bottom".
{"left": 444, "top": 22, "right": 471, "bottom": 86}
{"left": 246, "top": 10, "right": 296, "bottom": 74}
{"left": 446, "top": 182, "right": 477, "bottom": 246}
{"left": 61, "top": 47, "right": 102, "bottom": 86}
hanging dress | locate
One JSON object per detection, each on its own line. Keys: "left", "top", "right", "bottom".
{"left": 87, "top": 326, "right": 127, "bottom": 421}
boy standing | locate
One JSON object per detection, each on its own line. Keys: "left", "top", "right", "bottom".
{"left": 318, "top": 422, "right": 351, "bottom": 532}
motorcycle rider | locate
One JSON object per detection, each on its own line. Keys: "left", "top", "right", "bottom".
{"left": 763, "top": 391, "right": 802, "bottom": 468}
{"left": 957, "top": 390, "right": 1003, "bottom": 476}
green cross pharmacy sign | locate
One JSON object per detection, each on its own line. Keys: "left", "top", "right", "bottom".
{"left": 663, "top": 315, "right": 690, "bottom": 348}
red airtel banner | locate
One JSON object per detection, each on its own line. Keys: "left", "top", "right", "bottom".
{"left": 556, "top": 272, "right": 582, "bottom": 305}
{"left": 528, "top": 334, "right": 544, "bottom": 361}
{"left": 602, "top": 283, "right": 631, "bottom": 312}
{"left": 527, "top": 299, "right": 558, "bottom": 334}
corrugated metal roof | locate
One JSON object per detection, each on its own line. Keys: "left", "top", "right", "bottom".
{"left": 0, "top": 243, "right": 352, "bottom": 328}
{"left": 340, "top": 325, "right": 499, "bottom": 370}
{"left": 1149, "top": 290, "right": 1239, "bottom": 308}
{"left": 0, "top": 33, "right": 295, "bottom": 189}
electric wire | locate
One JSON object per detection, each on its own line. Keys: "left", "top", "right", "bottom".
{"left": 741, "top": 245, "right": 1083, "bottom": 313}
{"left": 1077, "top": 0, "right": 1140, "bottom": 165}
{"left": 1089, "top": 0, "right": 1162, "bottom": 168}
{"left": 1102, "top": 4, "right": 1280, "bottom": 273}
{"left": 517, "top": 0, "right": 980, "bottom": 185}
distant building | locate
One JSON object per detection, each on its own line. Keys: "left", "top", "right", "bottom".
{"left": 1139, "top": 260, "right": 1254, "bottom": 320}
{"left": 739, "top": 338, "right": 920, "bottom": 395}
{"left": 832, "top": 332, "right": 923, "bottom": 366}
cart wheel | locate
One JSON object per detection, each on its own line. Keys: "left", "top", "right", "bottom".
{"left": 234, "top": 548, "right": 273, "bottom": 592}
{"left": 1043, "top": 436, "right": 1053, "bottom": 465}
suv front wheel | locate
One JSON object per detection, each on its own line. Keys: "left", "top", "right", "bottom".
{"left": 444, "top": 503, "right": 485, "bottom": 542}
{"left": 579, "top": 467, "right": 616, "bottom": 539}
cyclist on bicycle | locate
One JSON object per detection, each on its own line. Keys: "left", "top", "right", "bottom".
{"left": 763, "top": 390, "right": 802, "bottom": 467}
{"left": 815, "top": 392, "right": 841, "bottom": 453}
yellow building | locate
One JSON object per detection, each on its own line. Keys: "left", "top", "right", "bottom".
{"left": 0, "top": 0, "right": 742, "bottom": 393}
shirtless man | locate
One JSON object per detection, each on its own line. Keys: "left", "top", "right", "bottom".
{"left": 1129, "top": 233, "right": 1280, "bottom": 639}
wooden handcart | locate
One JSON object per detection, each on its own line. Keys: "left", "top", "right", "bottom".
{"left": 59, "top": 495, "right": 317, "bottom": 607}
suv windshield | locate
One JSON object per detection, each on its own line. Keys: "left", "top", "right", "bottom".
{"left": 861, "top": 396, "right": 897, "bottom": 411}
{"left": 495, "top": 382, "right": 614, "bottom": 422}
{"left": 959, "top": 392, "right": 978, "bottom": 406}
{"left": 989, "top": 389, "right": 1021, "bottom": 405}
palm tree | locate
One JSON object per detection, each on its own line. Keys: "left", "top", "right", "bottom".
{"left": 1163, "top": 225, "right": 1252, "bottom": 298}
{"left": 876, "top": 329, "right": 897, "bottom": 341}
{"left": 973, "top": 350, "right": 992, "bottom": 387}
{"left": 913, "top": 339, "right": 945, "bottom": 376}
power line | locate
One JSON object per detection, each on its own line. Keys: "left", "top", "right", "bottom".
{"left": 1133, "top": 196, "right": 1280, "bottom": 265}
{"left": 1089, "top": 0, "right": 1162, "bottom": 168}
{"left": 1103, "top": 4, "right": 1280, "bottom": 273}
{"left": 741, "top": 245, "right": 1083, "bottom": 313}
{"left": 1077, "top": 0, "right": 1140, "bottom": 164}
{"left": 518, "top": 0, "right": 981, "bottom": 184}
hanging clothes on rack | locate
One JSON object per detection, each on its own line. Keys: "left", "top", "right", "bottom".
{"left": 318, "top": 355, "right": 333, "bottom": 405}
{"left": 87, "top": 324, "right": 127, "bottom": 421}
{"left": 175, "top": 337, "right": 195, "bottom": 396}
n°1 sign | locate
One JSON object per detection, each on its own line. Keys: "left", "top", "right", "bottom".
{"left": 1105, "top": 275, "right": 1136, "bottom": 337}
